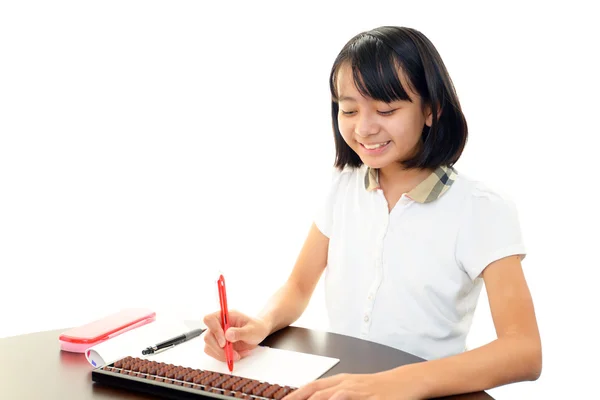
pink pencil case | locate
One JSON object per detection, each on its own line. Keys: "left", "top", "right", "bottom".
{"left": 58, "top": 308, "right": 156, "bottom": 353}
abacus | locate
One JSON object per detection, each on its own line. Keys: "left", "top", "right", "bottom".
{"left": 92, "top": 356, "right": 297, "bottom": 399}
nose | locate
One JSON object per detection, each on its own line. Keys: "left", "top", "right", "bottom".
{"left": 355, "top": 113, "right": 379, "bottom": 137}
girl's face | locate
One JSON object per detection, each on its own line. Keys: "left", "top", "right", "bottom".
{"left": 336, "top": 63, "right": 432, "bottom": 170}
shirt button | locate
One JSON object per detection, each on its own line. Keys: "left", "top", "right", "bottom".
{"left": 364, "top": 315, "right": 370, "bottom": 322}
{"left": 368, "top": 294, "right": 373, "bottom": 300}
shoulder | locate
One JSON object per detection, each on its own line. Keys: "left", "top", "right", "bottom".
{"left": 316, "top": 165, "right": 365, "bottom": 212}
{"left": 451, "top": 170, "right": 526, "bottom": 279}
{"left": 450, "top": 171, "right": 521, "bottom": 217}
{"left": 314, "top": 165, "right": 366, "bottom": 237}
{"left": 325, "top": 165, "right": 367, "bottom": 193}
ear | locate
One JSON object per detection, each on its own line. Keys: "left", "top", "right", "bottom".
{"left": 424, "top": 104, "right": 441, "bottom": 127}
{"left": 425, "top": 106, "right": 433, "bottom": 127}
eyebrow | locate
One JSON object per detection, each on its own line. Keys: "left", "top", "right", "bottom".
{"left": 338, "top": 96, "right": 356, "bottom": 102}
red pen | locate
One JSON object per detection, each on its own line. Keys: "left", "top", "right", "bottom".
{"left": 217, "top": 274, "right": 234, "bottom": 372}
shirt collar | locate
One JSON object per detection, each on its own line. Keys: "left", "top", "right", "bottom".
{"left": 364, "top": 165, "right": 457, "bottom": 203}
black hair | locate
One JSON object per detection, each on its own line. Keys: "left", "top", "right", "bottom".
{"left": 329, "top": 26, "right": 468, "bottom": 170}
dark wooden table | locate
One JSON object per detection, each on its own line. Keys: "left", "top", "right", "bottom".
{"left": 0, "top": 327, "right": 493, "bottom": 399}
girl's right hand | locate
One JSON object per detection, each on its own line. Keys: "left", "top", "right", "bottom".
{"left": 202, "top": 310, "right": 271, "bottom": 362}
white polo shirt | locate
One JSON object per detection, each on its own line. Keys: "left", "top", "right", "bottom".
{"left": 315, "top": 164, "right": 526, "bottom": 361}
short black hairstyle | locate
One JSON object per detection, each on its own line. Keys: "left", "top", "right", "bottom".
{"left": 329, "top": 26, "right": 468, "bottom": 170}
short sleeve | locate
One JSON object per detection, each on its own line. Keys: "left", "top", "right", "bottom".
{"left": 456, "top": 184, "right": 527, "bottom": 280}
{"left": 313, "top": 167, "right": 345, "bottom": 238}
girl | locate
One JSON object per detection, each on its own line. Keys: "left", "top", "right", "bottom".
{"left": 203, "top": 26, "right": 542, "bottom": 399}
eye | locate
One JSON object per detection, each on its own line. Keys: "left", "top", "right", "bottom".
{"left": 377, "top": 109, "right": 397, "bottom": 116}
{"left": 340, "top": 110, "right": 356, "bottom": 116}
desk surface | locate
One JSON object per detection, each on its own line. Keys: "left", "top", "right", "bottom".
{"left": 0, "top": 327, "right": 493, "bottom": 400}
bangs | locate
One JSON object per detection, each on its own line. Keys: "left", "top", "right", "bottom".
{"left": 332, "top": 34, "right": 412, "bottom": 104}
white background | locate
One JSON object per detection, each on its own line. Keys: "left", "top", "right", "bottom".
{"left": 1, "top": 1, "right": 598, "bottom": 399}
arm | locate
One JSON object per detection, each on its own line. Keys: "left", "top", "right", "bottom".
{"left": 400, "top": 255, "right": 542, "bottom": 398}
{"left": 282, "top": 255, "right": 542, "bottom": 400}
{"left": 257, "top": 223, "right": 329, "bottom": 335}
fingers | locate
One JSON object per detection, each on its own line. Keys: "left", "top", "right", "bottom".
{"left": 203, "top": 312, "right": 226, "bottom": 347}
{"left": 284, "top": 375, "right": 348, "bottom": 400}
{"left": 225, "top": 326, "right": 252, "bottom": 343}
{"left": 203, "top": 328, "right": 225, "bottom": 361}
{"left": 203, "top": 331, "right": 241, "bottom": 361}
{"left": 203, "top": 309, "right": 259, "bottom": 362}
{"left": 238, "top": 348, "right": 254, "bottom": 358}
{"left": 204, "top": 344, "right": 225, "bottom": 362}
{"left": 329, "top": 389, "right": 360, "bottom": 400}
{"left": 228, "top": 309, "right": 250, "bottom": 325}
{"left": 202, "top": 312, "right": 230, "bottom": 361}
{"left": 288, "top": 387, "right": 352, "bottom": 400}
{"left": 204, "top": 310, "right": 251, "bottom": 344}
{"left": 204, "top": 345, "right": 241, "bottom": 362}
{"left": 284, "top": 380, "right": 325, "bottom": 400}
{"left": 226, "top": 317, "right": 268, "bottom": 345}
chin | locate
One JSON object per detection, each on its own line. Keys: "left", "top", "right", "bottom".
{"left": 360, "top": 157, "right": 392, "bottom": 170}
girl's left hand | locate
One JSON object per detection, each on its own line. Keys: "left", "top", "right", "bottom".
{"left": 283, "top": 370, "right": 422, "bottom": 400}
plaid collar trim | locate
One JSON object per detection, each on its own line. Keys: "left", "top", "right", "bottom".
{"left": 364, "top": 165, "right": 457, "bottom": 203}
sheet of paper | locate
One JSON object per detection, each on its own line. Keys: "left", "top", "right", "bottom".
{"left": 86, "top": 319, "right": 189, "bottom": 368}
{"left": 143, "top": 334, "right": 340, "bottom": 388}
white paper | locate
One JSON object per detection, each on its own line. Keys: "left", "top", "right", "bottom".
{"left": 143, "top": 334, "right": 340, "bottom": 388}
{"left": 85, "top": 319, "right": 189, "bottom": 368}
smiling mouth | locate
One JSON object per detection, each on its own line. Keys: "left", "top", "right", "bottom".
{"left": 360, "top": 141, "right": 390, "bottom": 150}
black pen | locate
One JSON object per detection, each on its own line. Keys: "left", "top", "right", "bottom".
{"left": 141, "top": 328, "right": 205, "bottom": 355}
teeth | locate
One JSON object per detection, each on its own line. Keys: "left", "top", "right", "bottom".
{"left": 363, "top": 141, "right": 389, "bottom": 150}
